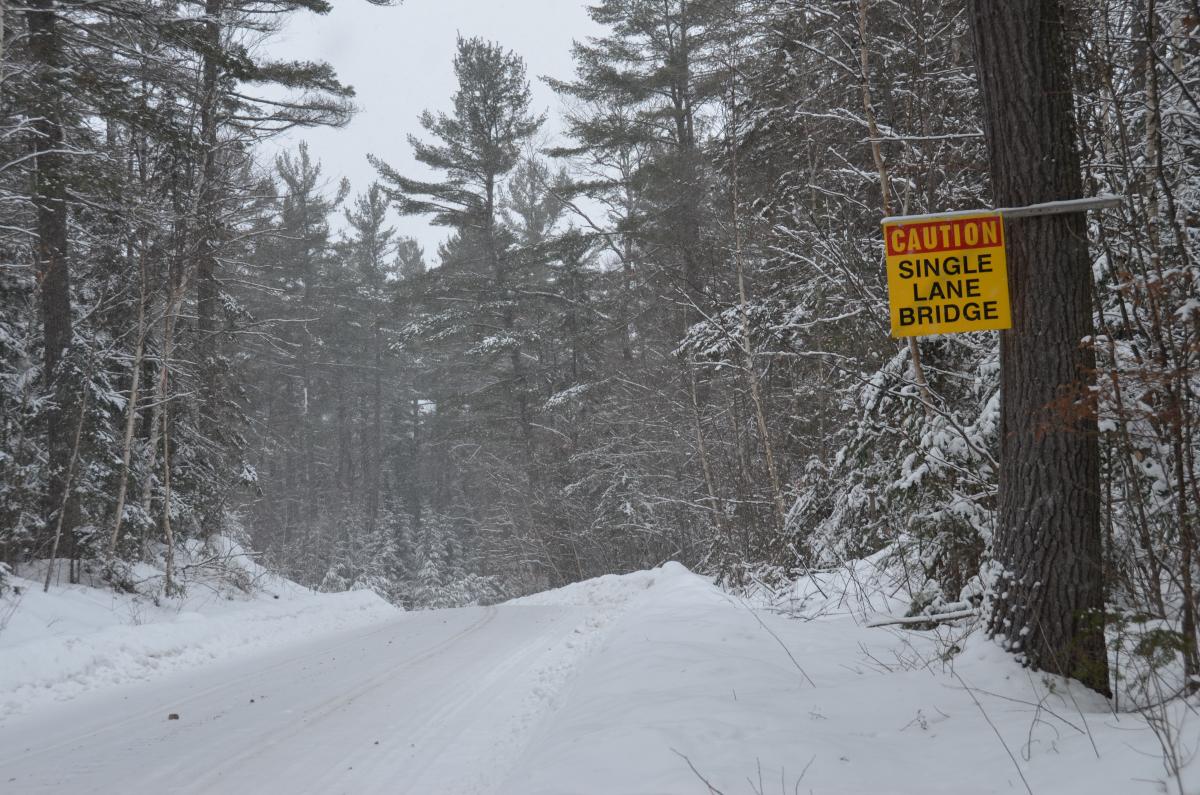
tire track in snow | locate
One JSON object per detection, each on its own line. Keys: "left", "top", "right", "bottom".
{"left": 168, "top": 605, "right": 500, "bottom": 793}
{"left": 2, "top": 598, "right": 633, "bottom": 794}
{"left": 303, "top": 607, "right": 579, "bottom": 794}
{"left": 0, "top": 615, "right": 404, "bottom": 769}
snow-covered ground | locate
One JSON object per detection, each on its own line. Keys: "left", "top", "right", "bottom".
{"left": 1, "top": 555, "right": 1193, "bottom": 794}
{"left": 0, "top": 538, "right": 397, "bottom": 721}
{"left": 507, "top": 562, "right": 1193, "bottom": 794}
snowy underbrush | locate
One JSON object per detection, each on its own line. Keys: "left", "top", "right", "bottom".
{"left": 750, "top": 545, "right": 1196, "bottom": 700}
{"left": 731, "top": 540, "right": 981, "bottom": 625}
{"left": 0, "top": 535, "right": 397, "bottom": 721}
{"left": 720, "top": 545, "right": 1200, "bottom": 793}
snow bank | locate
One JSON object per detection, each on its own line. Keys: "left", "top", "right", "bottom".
{"left": 0, "top": 539, "right": 398, "bottom": 721}
{"left": 508, "top": 561, "right": 721, "bottom": 610}
{"left": 505, "top": 564, "right": 727, "bottom": 716}
{"left": 502, "top": 560, "right": 1191, "bottom": 795}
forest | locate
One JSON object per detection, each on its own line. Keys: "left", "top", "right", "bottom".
{"left": 0, "top": 0, "right": 1197, "bottom": 707}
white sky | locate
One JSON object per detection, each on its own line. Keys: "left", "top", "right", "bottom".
{"left": 268, "top": 0, "right": 601, "bottom": 263}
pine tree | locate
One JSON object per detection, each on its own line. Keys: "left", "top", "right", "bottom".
{"left": 370, "top": 36, "right": 551, "bottom": 581}
{"left": 185, "top": 0, "right": 355, "bottom": 541}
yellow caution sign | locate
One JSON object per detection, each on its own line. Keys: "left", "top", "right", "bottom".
{"left": 884, "top": 213, "right": 1011, "bottom": 337}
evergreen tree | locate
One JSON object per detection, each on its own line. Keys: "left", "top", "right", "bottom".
{"left": 370, "top": 36, "right": 552, "bottom": 582}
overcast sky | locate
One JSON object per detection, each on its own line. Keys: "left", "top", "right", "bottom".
{"left": 268, "top": 1, "right": 601, "bottom": 263}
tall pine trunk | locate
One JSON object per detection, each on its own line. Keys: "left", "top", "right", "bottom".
{"left": 195, "top": 0, "right": 224, "bottom": 538}
{"left": 28, "top": 0, "right": 80, "bottom": 566}
{"left": 970, "top": 0, "right": 1110, "bottom": 695}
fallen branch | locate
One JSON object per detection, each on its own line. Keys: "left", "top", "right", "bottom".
{"left": 672, "top": 749, "right": 727, "bottom": 795}
{"left": 865, "top": 608, "right": 979, "bottom": 628}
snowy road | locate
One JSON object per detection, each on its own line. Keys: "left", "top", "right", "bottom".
{"left": 0, "top": 604, "right": 588, "bottom": 794}
{"left": 1, "top": 564, "right": 1185, "bottom": 794}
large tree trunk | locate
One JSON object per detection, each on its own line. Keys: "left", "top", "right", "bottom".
{"left": 367, "top": 322, "right": 383, "bottom": 532}
{"left": 970, "top": 0, "right": 1110, "bottom": 695}
{"left": 195, "top": 0, "right": 224, "bottom": 538}
{"left": 28, "top": 0, "right": 80, "bottom": 564}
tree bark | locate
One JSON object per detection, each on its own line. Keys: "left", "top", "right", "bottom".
{"left": 725, "top": 76, "right": 786, "bottom": 537}
{"left": 857, "top": 0, "right": 933, "bottom": 414}
{"left": 195, "top": 0, "right": 224, "bottom": 537}
{"left": 970, "top": 0, "right": 1110, "bottom": 695}
{"left": 367, "top": 322, "right": 383, "bottom": 532}
{"left": 28, "top": 0, "right": 80, "bottom": 564}
{"left": 107, "top": 256, "right": 148, "bottom": 562}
